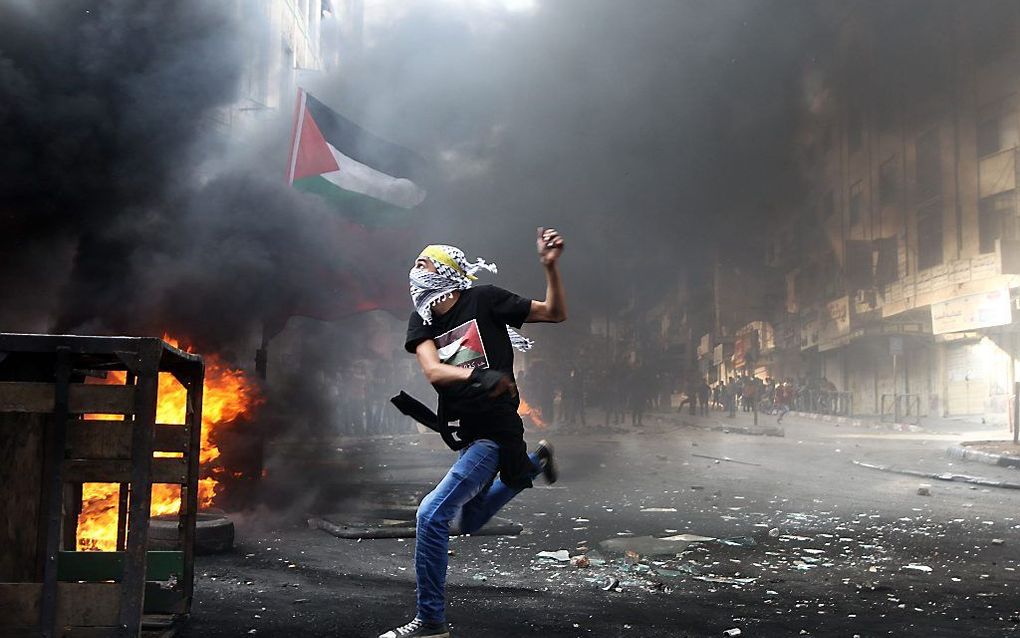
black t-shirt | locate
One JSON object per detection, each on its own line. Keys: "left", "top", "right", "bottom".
{"left": 405, "top": 284, "right": 532, "bottom": 417}
{"left": 405, "top": 284, "right": 536, "bottom": 490}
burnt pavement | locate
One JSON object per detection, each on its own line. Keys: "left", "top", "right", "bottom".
{"left": 179, "top": 409, "right": 1020, "bottom": 637}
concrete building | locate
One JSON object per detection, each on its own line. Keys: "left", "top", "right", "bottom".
{"left": 768, "top": 2, "right": 1020, "bottom": 421}
{"left": 693, "top": 252, "right": 783, "bottom": 385}
{"left": 217, "top": 0, "right": 343, "bottom": 135}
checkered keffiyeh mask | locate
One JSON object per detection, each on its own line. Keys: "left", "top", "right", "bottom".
{"left": 409, "top": 244, "right": 534, "bottom": 352}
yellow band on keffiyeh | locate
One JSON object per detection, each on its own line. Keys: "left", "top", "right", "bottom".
{"left": 420, "top": 245, "right": 478, "bottom": 280}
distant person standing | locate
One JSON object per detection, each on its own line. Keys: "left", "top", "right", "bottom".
{"left": 627, "top": 362, "right": 648, "bottom": 426}
{"left": 688, "top": 377, "right": 699, "bottom": 416}
{"left": 602, "top": 365, "right": 623, "bottom": 426}
{"left": 563, "top": 365, "right": 586, "bottom": 428}
{"left": 742, "top": 375, "right": 756, "bottom": 412}
{"left": 726, "top": 377, "right": 738, "bottom": 418}
{"left": 697, "top": 379, "right": 710, "bottom": 416}
{"left": 775, "top": 378, "right": 794, "bottom": 424}
{"left": 533, "top": 360, "right": 557, "bottom": 427}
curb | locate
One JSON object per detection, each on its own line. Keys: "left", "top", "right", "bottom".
{"left": 790, "top": 411, "right": 927, "bottom": 433}
{"left": 946, "top": 442, "right": 1020, "bottom": 469}
{"left": 852, "top": 459, "right": 1020, "bottom": 490}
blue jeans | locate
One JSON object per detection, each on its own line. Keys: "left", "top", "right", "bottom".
{"left": 415, "top": 439, "right": 541, "bottom": 624}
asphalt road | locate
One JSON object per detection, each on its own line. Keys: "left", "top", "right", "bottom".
{"left": 178, "top": 409, "right": 1020, "bottom": 637}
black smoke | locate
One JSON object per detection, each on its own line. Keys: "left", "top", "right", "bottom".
{"left": 0, "top": 0, "right": 242, "bottom": 335}
{"left": 312, "top": 0, "right": 823, "bottom": 315}
{"left": 0, "top": 0, "right": 825, "bottom": 349}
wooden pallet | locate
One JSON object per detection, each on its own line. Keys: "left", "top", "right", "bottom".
{"left": 0, "top": 334, "right": 204, "bottom": 638}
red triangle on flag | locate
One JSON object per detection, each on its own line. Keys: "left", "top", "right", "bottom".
{"left": 290, "top": 97, "right": 339, "bottom": 183}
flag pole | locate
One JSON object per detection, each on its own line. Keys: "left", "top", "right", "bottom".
{"left": 286, "top": 88, "right": 308, "bottom": 185}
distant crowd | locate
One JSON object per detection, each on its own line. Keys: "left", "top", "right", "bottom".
{"left": 305, "top": 357, "right": 849, "bottom": 436}
{"left": 680, "top": 375, "right": 846, "bottom": 422}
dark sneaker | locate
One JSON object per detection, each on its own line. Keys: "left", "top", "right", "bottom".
{"left": 536, "top": 439, "right": 558, "bottom": 484}
{"left": 378, "top": 617, "right": 450, "bottom": 638}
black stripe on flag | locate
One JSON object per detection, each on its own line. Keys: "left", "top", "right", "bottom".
{"left": 305, "top": 93, "right": 425, "bottom": 180}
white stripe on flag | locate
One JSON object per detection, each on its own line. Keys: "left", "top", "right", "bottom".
{"left": 320, "top": 144, "right": 427, "bottom": 209}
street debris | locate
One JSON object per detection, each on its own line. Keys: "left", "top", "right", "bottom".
{"left": 572, "top": 555, "right": 591, "bottom": 568}
{"left": 692, "top": 453, "right": 762, "bottom": 467}
{"left": 536, "top": 550, "right": 571, "bottom": 562}
{"left": 852, "top": 461, "right": 1020, "bottom": 490}
{"left": 662, "top": 533, "right": 716, "bottom": 542}
{"left": 693, "top": 575, "right": 756, "bottom": 585}
{"left": 902, "top": 564, "right": 933, "bottom": 573}
{"left": 916, "top": 484, "right": 931, "bottom": 496}
{"left": 602, "top": 576, "right": 620, "bottom": 591}
{"left": 723, "top": 629, "right": 742, "bottom": 637}
{"left": 600, "top": 535, "right": 694, "bottom": 556}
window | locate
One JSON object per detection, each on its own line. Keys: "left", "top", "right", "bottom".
{"left": 875, "top": 237, "right": 899, "bottom": 285}
{"left": 849, "top": 180, "right": 864, "bottom": 227}
{"left": 979, "top": 190, "right": 1017, "bottom": 253}
{"left": 977, "top": 99, "right": 1019, "bottom": 157}
{"left": 879, "top": 156, "right": 899, "bottom": 205}
{"left": 916, "top": 128, "right": 941, "bottom": 201}
{"left": 917, "top": 200, "right": 943, "bottom": 270}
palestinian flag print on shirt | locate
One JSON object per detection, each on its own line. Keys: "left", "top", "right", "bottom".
{"left": 435, "top": 320, "right": 489, "bottom": 369}
{"left": 287, "top": 89, "right": 426, "bottom": 225}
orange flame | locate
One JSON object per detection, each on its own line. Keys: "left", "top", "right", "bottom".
{"left": 77, "top": 335, "right": 262, "bottom": 551}
{"left": 517, "top": 396, "right": 547, "bottom": 429}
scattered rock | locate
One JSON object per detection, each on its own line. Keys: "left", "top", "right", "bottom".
{"left": 536, "top": 550, "right": 570, "bottom": 562}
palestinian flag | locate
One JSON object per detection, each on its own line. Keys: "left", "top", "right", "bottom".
{"left": 287, "top": 89, "right": 427, "bottom": 224}
{"left": 435, "top": 319, "right": 489, "bottom": 369}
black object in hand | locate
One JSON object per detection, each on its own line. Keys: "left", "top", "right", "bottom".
{"left": 468, "top": 367, "right": 509, "bottom": 394}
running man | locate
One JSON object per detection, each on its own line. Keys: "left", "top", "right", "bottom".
{"left": 379, "top": 227, "right": 566, "bottom": 638}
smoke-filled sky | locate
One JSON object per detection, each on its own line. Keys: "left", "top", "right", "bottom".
{"left": 323, "top": 0, "right": 821, "bottom": 306}
{"left": 0, "top": 0, "right": 823, "bottom": 350}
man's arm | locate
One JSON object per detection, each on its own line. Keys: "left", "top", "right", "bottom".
{"left": 414, "top": 339, "right": 517, "bottom": 396}
{"left": 414, "top": 340, "right": 472, "bottom": 386}
{"left": 526, "top": 226, "right": 567, "bottom": 323}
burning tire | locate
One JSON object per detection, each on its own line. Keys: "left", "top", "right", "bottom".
{"left": 148, "top": 511, "right": 235, "bottom": 554}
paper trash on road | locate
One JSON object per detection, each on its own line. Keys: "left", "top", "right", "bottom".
{"left": 662, "top": 533, "right": 716, "bottom": 542}
{"left": 536, "top": 550, "right": 571, "bottom": 562}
